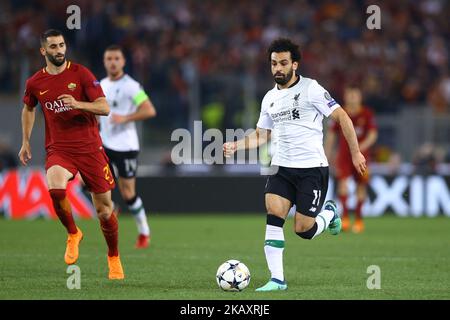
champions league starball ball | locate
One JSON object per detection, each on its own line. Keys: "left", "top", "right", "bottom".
{"left": 216, "top": 260, "right": 251, "bottom": 292}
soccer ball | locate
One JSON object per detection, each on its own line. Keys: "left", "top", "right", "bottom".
{"left": 216, "top": 259, "right": 251, "bottom": 291}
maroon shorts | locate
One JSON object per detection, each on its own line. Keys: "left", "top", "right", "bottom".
{"left": 46, "top": 148, "right": 115, "bottom": 194}
{"left": 336, "top": 158, "right": 370, "bottom": 184}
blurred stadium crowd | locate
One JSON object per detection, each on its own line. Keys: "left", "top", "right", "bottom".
{"left": 1, "top": 0, "right": 449, "bottom": 114}
{"left": 0, "top": 0, "right": 449, "bottom": 169}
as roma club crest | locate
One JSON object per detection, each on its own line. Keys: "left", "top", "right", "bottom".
{"left": 67, "top": 83, "right": 77, "bottom": 91}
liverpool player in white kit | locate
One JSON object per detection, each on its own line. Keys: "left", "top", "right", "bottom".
{"left": 223, "top": 38, "right": 366, "bottom": 291}
{"left": 100, "top": 45, "right": 157, "bottom": 248}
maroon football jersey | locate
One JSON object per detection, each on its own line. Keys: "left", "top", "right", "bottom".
{"left": 23, "top": 61, "right": 105, "bottom": 153}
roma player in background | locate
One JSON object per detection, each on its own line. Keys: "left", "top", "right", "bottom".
{"left": 18, "top": 29, "right": 124, "bottom": 279}
{"left": 325, "top": 86, "right": 378, "bottom": 233}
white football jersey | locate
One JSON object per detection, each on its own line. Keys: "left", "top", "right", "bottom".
{"left": 257, "top": 75, "right": 341, "bottom": 168}
{"left": 100, "top": 74, "right": 149, "bottom": 152}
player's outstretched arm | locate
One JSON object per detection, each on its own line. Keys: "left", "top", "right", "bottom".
{"left": 18, "top": 104, "right": 35, "bottom": 166}
{"left": 58, "top": 95, "right": 110, "bottom": 116}
{"left": 330, "top": 107, "right": 366, "bottom": 175}
{"left": 223, "top": 127, "right": 271, "bottom": 158}
{"left": 110, "top": 99, "right": 157, "bottom": 124}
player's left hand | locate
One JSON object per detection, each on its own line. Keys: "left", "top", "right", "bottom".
{"left": 58, "top": 94, "right": 79, "bottom": 109}
{"left": 110, "top": 113, "right": 128, "bottom": 124}
{"left": 352, "top": 151, "right": 367, "bottom": 176}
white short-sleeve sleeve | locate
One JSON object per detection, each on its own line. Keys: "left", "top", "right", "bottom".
{"left": 308, "top": 80, "right": 341, "bottom": 117}
{"left": 256, "top": 95, "right": 274, "bottom": 130}
{"left": 128, "top": 80, "right": 141, "bottom": 96}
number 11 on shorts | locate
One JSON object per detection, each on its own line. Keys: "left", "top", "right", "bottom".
{"left": 312, "top": 189, "right": 321, "bottom": 206}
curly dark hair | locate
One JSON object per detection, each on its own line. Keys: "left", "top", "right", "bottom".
{"left": 267, "top": 38, "right": 301, "bottom": 63}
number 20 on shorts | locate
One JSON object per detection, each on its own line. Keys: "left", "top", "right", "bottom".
{"left": 103, "top": 165, "right": 114, "bottom": 185}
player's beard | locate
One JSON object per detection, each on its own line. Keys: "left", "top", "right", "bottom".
{"left": 109, "top": 69, "right": 121, "bottom": 78}
{"left": 46, "top": 52, "right": 66, "bottom": 67}
{"left": 273, "top": 68, "right": 294, "bottom": 86}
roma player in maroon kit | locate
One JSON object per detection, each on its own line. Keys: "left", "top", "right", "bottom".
{"left": 325, "top": 87, "right": 378, "bottom": 233}
{"left": 18, "top": 29, "right": 124, "bottom": 279}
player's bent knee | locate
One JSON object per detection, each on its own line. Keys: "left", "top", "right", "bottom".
{"left": 97, "top": 210, "right": 112, "bottom": 221}
{"left": 122, "top": 191, "right": 136, "bottom": 202}
{"left": 47, "top": 179, "right": 66, "bottom": 190}
{"left": 294, "top": 213, "right": 315, "bottom": 233}
{"left": 95, "top": 203, "right": 114, "bottom": 220}
{"left": 46, "top": 166, "right": 73, "bottom": 189}
{"left": 265, "top": 203, "right": 288, "bottom": 218}
{"left": 47, "top": 177, "right": 68, "bottom": 190}
{"left": 337, "top": 181, "right": 348, "bottom": 195}
{"left": 338, "top": 186, "right": 348, "bottom": 197}
{"left": 295, "top": 223, "right": 318, "bottom": 240}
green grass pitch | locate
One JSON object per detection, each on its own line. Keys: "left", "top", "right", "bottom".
{"left": 0, "top": 214, "right": 449, "bottom": 299}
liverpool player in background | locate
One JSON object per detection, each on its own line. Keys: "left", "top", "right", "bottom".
{"left": 325, "top": 86, "right": 378, "bottom": 233}
{"left": 18, "top": 29, "right": 124, "bottom": 279}
{"left": 100, "top": 45, "right": 156, "bottom": 249}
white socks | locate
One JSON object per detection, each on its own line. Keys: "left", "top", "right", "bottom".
{"left": 264, "top": 224, "right": 285, "bottom": 282}
{"left": 263, "top": 209, "right": 334, "bottom": 283}
{"left": 312, "top": 209, "right": 334, "bottom": 239}
{"left": 128, "top": 196, "right": 150, "bottom": 236}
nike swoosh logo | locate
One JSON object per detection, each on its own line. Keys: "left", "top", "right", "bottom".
{"left": 39, "top": 90, "right": 49, "bottom": 95}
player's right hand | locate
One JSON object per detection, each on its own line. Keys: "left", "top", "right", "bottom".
{"left": 223, "top": 142, "right": 237, "bottom": 158}
{"left": 352, "top": 151, "right": 367, "bottom": 176}
{"left": 18, "top": 143, "right": 32, "bottom": 166}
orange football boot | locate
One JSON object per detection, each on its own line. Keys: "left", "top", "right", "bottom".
{"left": 107, "top": 255, "right": 125, "bottom": 280}
{"left": 341, "top": 216, "right": 351, "bottom": 232}
{"left": 65, "top": 227, "right": 83, "bottom": 265}
{"left": 352, "top": 219, "right": 365, "bottom": 233}
{"left": 135, "top": 234, "right": 150, "bottom": 249}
